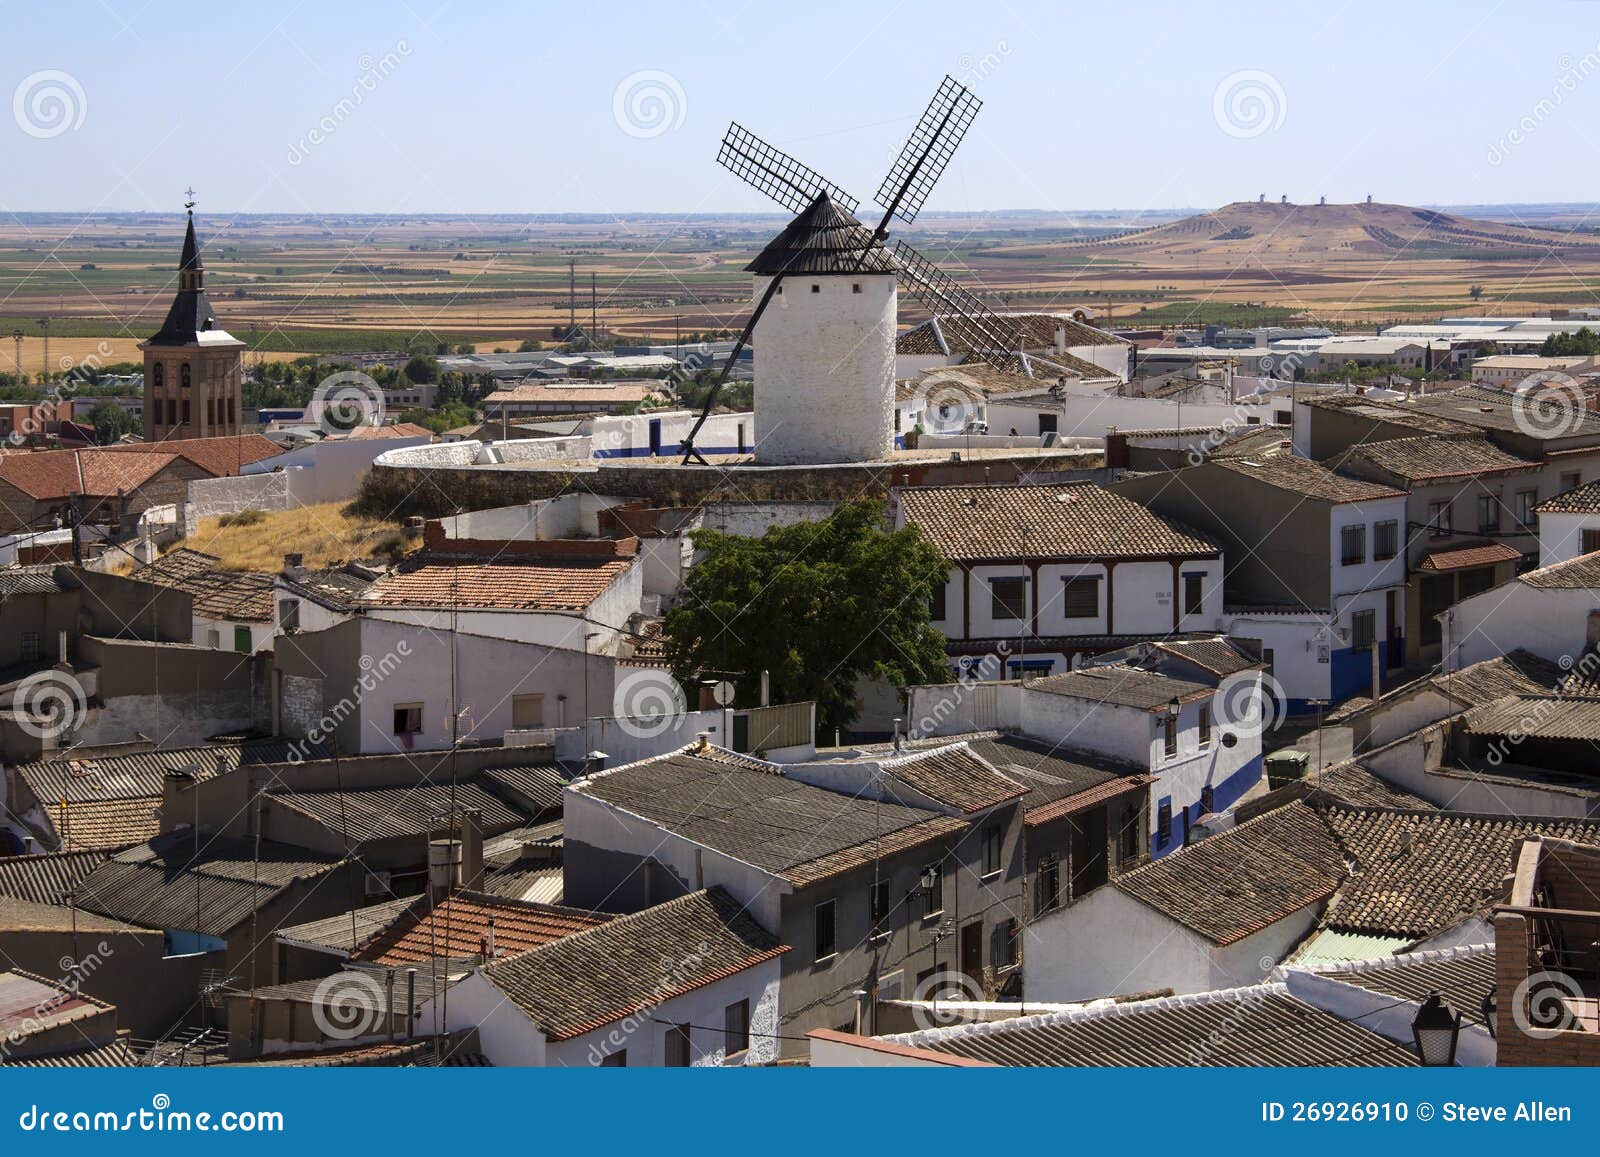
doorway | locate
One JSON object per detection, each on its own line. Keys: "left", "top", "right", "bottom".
{"left": 959, "top": 920, "right": 984, "bottom": 987}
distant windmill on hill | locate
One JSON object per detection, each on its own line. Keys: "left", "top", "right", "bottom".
{"left": 680, "top": 76, "right": 1019, "bottom": 466}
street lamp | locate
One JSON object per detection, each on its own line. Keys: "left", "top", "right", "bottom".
{"left": 1411, "top": 992, "right": 1462, "bottom": 1066}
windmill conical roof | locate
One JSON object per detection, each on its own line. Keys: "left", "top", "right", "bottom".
{"left": 745, "top": 194, "right": 897, "bottom": 276}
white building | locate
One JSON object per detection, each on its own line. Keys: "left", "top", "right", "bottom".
{"left": 426, "top": 887, "right": 786, "bottom": 1067}
{"left": 748, "top": 195, "right": 897, "bottom": 464}
{"left": 1441, "top": 551, "right": 1600, "bottom": 673}
{"left": 1535, "top": 480, "right": 1600, "bottom": 566}
{"left": 896, "top": 482, "right": 1225, "bottom": 676}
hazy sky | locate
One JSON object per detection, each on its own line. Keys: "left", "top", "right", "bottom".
{"left": 5, "top": 0, "right": 1600, "bottom": 216}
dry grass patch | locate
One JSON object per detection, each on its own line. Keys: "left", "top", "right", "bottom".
{"left": 184, "top": 501, "right": 413, "bottom": 572}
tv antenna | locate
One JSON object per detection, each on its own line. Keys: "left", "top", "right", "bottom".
{"left": 680, "top": 76, "right": 1011, "bottom": 464}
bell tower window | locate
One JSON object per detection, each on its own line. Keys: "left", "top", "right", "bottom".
{"left": 180, "top": 364, "right": 191, "bottom": 389}
{"left": 153, "top": 363, "right": 165, "bottom": 389}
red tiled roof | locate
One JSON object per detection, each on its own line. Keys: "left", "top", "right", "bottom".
{"left": 359, "top": 557, "right": 631, "bottom": 611}
{"left": 0, "top": 448, "right": 178, "bottom": 500}
{"left": 105, "top": 434, "right": 284, "bottom": 477}
{"left": 1416, "top": 542, "right": 1522, "bottom": 573}
{"left": 338, "top": 423, "right": 434, "bottom": 441}
{"left": 353, "top": 891, "right": 610, "bottom": 965}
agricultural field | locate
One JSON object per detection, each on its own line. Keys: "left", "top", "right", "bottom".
{"left": 3, "top": 200, "right": 1600, "bottom": 374}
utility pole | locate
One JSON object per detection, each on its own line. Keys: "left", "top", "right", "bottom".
{"left": 36, "top": 319, "right": 49, "bottom": 384}
{"left": 11, "top": 330, "right": 22, "bottom": 386}
{"left": 568, "top": 260, "right": 576, "bottom": 341}
{"left": 591, "top": 272, "right": 598, "bottom": 344}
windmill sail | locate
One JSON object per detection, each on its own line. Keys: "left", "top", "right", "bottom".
{"left": 893, "top": 239, "right": 1018, "bottom": 368}
{"left": 717, "top": 123, "right": 861, "bottom": 215}
{"left": 874, "top": 76, "right": 982, "bottom": 227}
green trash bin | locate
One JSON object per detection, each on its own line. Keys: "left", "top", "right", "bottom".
{"left": 1265, "top": 748, "right": 1309, "bottom": 789}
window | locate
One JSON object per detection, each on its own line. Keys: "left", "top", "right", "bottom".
{"left": 664, "top": 1023, "right": 692, "bottom": 1067}
{"left": 1427, "top": 500, "right": 1452, "bottom": 537}
{"left": 870, "top": 879, "right": 891, "bottom": 930}
{"left": 1374, "top": 519, "right": 1399, "bottom": 561}
{"left": 1183, "top": 573, "right": 1204, "bottom": 617}
{"left": 851, "top": 282, "right": 862, "bottom": 294}
{"left": 19, "top": 632, "right": 40, "bottom": 662}
{"left": 1162, "top": 714, "right": 1178, "bottom": 759}
{"left": 921, "top": 862, "right": 944, "bottom": 916}
{"left": 990, "top": 576, "right": 1027, "bottom": 621}
{"left": 598, "top": 1049, "right": 626, "bottom": 1067}
{"left": 810, "top": 283, "right": 820, "bottom": 294}
{"left": 1515, "top": 489, "right": 1537, "bottom": 527}
{"left": 277, "top": 598, "right": 300, "bottom": 632}
{"left": 1118, "top": 804, "right": 1141, "bottom": 864}
{"left": 1198, "top": 705, "right": 1212, "bottom": 750}
{"left": 813, "top": 899, "right": 836, "bottom": 962}
{"left": 1351, "top": 608, "right": 1377, "bottom": 651}
{"left": 233, "top": 625, "right": 252, "bottom": 653}
{"left": 1035, "top": 855, "right": 1061, "bottom": 913}
{"left": 1200, "top": 784, "right": 1216, "bottom": 814}
{"left": 981, "top": 825, "right": 1002, "bottom": 876}
{"left": 1061, "top": 576, "right": 1099, "bottom": 619}
{"left": 393, "top": 704, "right": 423, "bottom": 735}
{"left": 1584, "top": 529, "right": 1600, "bottom": 555}
{"left": 1340, "top": 524, "right": 1366, "bottom": 565}
{"left": 930, "top": 581, "right": 947, "bottom": 621}
{"left": 1156, "top": 799, "right": 1173, "bottom": 850}
{"left": 1477, "top": 494, "right": 1501, "bottom": 534}
{"left": 1561, "top": 471, "right": 1582, "bottom": 493}
{"left": 153, "top": 363, "right": 165, "bottom": 390}
{"left": 512, "top": 694, "right": 544, "bottom": 728}
{"left": 723, "top": 999, "right": 750, "bottom": 1056}
{"left": 992, "top": 918, "right": 1019, "bottom": 969}
{"left": 180, "top": 363, "right": 191, "bottom": 388}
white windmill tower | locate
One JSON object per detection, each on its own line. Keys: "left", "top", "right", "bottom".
{"left": 680, "top": 77, "right": 1016, "bottom": 466}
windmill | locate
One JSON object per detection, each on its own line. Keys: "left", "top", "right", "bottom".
{"left": 679, "top": 76, "right": 1018, "bottom": 465}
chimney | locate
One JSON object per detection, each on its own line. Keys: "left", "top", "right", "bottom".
{"left": 484, "top": 914, "right": 496, "bottom": 961}
{"left": 283, "top": 552, "right": 304, "bottom": 572}
{"left": 892, "top": 716, "right": 904, "bottom": 753}
{"left": 57, "top": 630, "right": 67, "bottom": 664}
{"left": 427, "top": 838, "right": 462, "bottom": 903}
{"left": 759, "top": 669, "right": 770, "bottom": 708}
{"left": 160, "top": 768, "right": 197, "bottom": 833}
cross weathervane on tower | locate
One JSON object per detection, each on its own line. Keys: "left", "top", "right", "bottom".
{"left": 183, "top": 187, "right": 196, "bottom": 211}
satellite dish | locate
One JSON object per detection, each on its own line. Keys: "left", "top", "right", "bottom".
{"left": 711, "top": 680, "right": 736, "bottom": 707}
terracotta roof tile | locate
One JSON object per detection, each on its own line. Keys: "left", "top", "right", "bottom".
{"left": 359, "top": 556, "right": 630, "bottom": 611}
{"left": 481, "top": 886, "right": 788, "bottom": 1041}
{"left": 1213, "top": 455, "right": 1406, "bottom": 504}
{"left": 1517, "top": 549, "right": 1600, "bottom": 589}
{"left": 1026, "top": 663, "right": 1213, "bottom": 711}
{"left": 1416, "top": 541, "right": 1523, "bottom": 573}
{"left": 1332, "top": 435, "right": 1540, "bottom": 483}
{"left": 105, "top": 435, "right": 284, "bottom": 476}
{"left": 1536, "top": 478, "right": 1600, "bottom": 513}
{"left": 901, "top": 482, "right": 1220, "bottom": 561}
{"left": 352, "top": 891, "right": 611, "bottom": 965}
{"left": 876, "top": 744, "right": 1027, "bottom": 814}
{"left": 1114, "top": 802, "right": 1348, "bottom": 946}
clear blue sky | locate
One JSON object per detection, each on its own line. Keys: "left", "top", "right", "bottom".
{"left": 4, "top": 0, "right": 1599, "bottom": 216}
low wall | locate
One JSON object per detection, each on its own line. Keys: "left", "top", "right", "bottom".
{"left": 189, "top": 470, "right": 295, "bottom": 517}
{"left": 358, "top": 448, "right": 1104, "bottom": 519}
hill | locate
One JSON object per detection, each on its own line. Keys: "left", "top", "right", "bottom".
{"left": 1060, "top": 200, "right": 1600, "bottom": 261}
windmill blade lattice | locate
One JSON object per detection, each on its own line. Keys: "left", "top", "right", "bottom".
{"left": 717, "top": 123, "right": 861, "bottom": 215}
{"left": 874, "top": 76, "right": 982, "bottom": 226}
{"left": 893, "top": 239, "right": 1019, "bottom": 366}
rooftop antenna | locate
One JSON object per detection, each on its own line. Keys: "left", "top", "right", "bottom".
{"left": 680, "top": 76, "right": 993, "bottom": 463}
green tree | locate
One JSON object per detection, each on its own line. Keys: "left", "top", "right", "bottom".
{"left": 90, "top": 402, "right": 137, "bottom": 443}
{"left": 663, "top": 501, "right": 951, "bottom": 740}
{"left": 1541, "top": 327, "right": 1600, "bottom": 357}
{"left": 403, "top": 354, "right": 439, "bottom": 384}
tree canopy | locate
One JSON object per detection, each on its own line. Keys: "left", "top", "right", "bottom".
{"left": 662, "top": 501, "right": 952, "bottom": 740}
{"left": 1541, "top": 327, "right": 1600, "bottom": 357}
